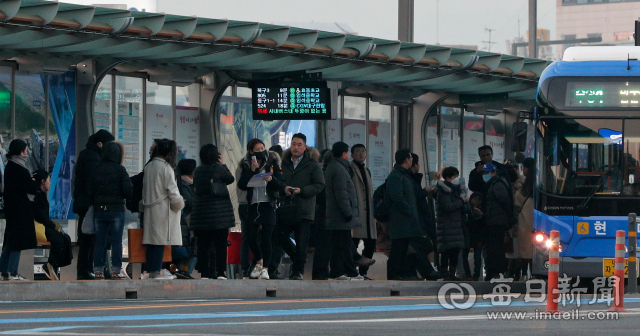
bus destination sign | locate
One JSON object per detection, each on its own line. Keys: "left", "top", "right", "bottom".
{"left": 566, "top": 81, "right": 640, "bottom": 108}
{"left": 252, "top": 81, "right": 331, "bottom": 120}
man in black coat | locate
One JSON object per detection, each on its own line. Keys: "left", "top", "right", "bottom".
{"left": 482, "top": 162, "right": 513, "bottom": 280}
{"left": 272, "top": 133, "right": 325, "bottom": 280}
{"left": 72, "top": 129, "right": 114, "bottom": 280}
{"left": 315, "top": 142, "right": 362, "bottom": 280}
{"left": 468, "top": 145, "right": 508, "bottom": 195}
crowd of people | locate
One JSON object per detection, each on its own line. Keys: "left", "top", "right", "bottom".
{"left": 0, "top": 129, "right": 534, "bottom": 282}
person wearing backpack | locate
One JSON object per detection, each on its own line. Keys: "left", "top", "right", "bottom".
{"left": 482, "top": 162, "right": 513, "bottom": 280}
{"left": 386, "top": 149, "right": 426, "bottom": 280}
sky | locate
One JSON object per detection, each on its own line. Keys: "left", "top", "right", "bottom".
{"left": 71, "top": 0, "right": 558, "bottom": 55}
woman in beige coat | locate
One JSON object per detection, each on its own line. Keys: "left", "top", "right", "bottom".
{"left": 515, "top": 158, "right": 535, "bottom": 279}
{"left": 141, "top": 139, "right": 184, "bottom": 279}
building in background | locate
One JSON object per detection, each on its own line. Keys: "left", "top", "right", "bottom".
{"left": 556, "top": 0, "right": 639, "bottom": 58}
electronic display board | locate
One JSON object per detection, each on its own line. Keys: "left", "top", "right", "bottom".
{"left": 564, "top": 80, "right": 640, "bottom": 108}
{"left": 252, "top": 81, "right": 332, "bottom": 120}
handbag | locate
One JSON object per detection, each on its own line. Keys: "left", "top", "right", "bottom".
{"left": 81, "top": 206, "right": 96, "bottom": 235}
{"left": 127, "top": 228, "right": 172, "bottom": 263}
{"left": 210, "top": 165, "right": 230, "bottom": 197}
{"left": 504, "top": 232, "right": 514, "bottom": 254}
{"left": 276, "top": 195, "right": 299, "bottom": 225}
{"left": 34, "top": 220, "right": 47, "bottom": 242}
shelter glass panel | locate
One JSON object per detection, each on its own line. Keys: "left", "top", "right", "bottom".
{"left": 326, "top": 97, "right": 342, "bottom": 147}
{"left": 175, "top": 84, "right": 200, "bottom": 161}
{"left": 440, "top": 107, "right": 461, "bottom": 170}
{"left": 425, "top": 113, "right": 439, "bottom": 181}
{"left": 368, "top": 101, "right": 392, "bottom": 188}
{"left": 145, "top": 81, "right": 172, "bottom": 164}
{"left": 176, "top": 84, "right": 201, "bottom": 162}
{"left": 343, "top": 96, "right": 366, "bottom": 148}
{"left": 462, "top": 111, "right": 484, "bottom": 184}
{"left": 115, "top": 76, "right": 143, "bottom": 174}
{"left": 176, "top": 84, "right": 200, "bottom": 107}
{"left": 94, "top": 75, "right": 112, "bottom": 132}
{"left": 0, "top": 66, "right": 12, "bottom": 179}
{"left": 236, "top": 86, "right": 251, "bottom": 98}
{"left": 485, "top": 115, "right": 506, "bottom": 164}
{"left": 15, "top": 73, "right": 46, "bottom": 171}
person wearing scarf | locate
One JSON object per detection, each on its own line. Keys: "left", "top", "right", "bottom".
{"left": 0, "top": 139, "right": 37, "bottom": 281}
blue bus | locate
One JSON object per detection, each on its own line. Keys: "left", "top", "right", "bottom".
{"left": 531, "top": 46, "right": 640, "bottom": 280}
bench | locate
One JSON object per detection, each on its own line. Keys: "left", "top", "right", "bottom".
{"left": 15, "top": 220, "right": 78, "bottom": 281}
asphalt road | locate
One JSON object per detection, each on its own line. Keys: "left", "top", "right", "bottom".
{"left": 0, "top": 294, "right": 637, "bottom": 335}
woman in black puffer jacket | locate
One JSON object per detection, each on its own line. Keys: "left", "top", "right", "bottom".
{"left": 87, "top": 141, "right": 133, "bottom": 280}
{"left": 190, "top": 144, "right": 235, "bottom": 279}
{"left": 435, "top": 166, "right": 467, "bottom": 281}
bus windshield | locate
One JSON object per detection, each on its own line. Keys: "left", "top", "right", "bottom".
{"left": 538, "top": 118, "right": 640, "bottom": 197}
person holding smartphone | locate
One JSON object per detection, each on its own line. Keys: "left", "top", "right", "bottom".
{"left": 237, "top": 139, "right": 285, "bottom": 280}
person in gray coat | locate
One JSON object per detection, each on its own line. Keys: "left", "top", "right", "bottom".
{"left": 320, "top": 142, "right": 363, "bottom": 280}
{"left": 435, "top": 166, "right": 468, "bottom": 281}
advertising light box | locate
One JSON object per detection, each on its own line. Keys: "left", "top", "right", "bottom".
{"left": 251, "top": 81, "right": 332, "bottom": 120}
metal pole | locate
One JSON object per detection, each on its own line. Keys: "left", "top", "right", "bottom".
{"left": 398, "top": 0, "right": 414, "bottom": 42}
{"left": 635, "top": 20, "right": 640, "bottom": 46}
{"left": 528, "top": 0, "right": 537, "bottom": 58}
{"left": 628, "top": 213, "right": 638, "bottom": 294}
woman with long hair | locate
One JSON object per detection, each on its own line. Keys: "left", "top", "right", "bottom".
{"left": 190, "top": 144, "right": 235, "bottom": 279}
{"left": 88, "top": 141, "right": 133, "bottom": 280}
{"left": 141, "top": 139, "right": 184, "bottom": 279}
{"left": 237, "top": 138, "right": 285, "bottom": 279}
{"left": 0, "top": 139, "right": 37, "bottom": 281}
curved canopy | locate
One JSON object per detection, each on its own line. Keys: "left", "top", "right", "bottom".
{"left": 0, "top": 0, "right": 550, "bottom": 103}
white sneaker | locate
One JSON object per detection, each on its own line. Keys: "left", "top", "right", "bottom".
{"left": 350, "top": 275, "right": 365, "bottom": 281}
{"left": 149, "top": 271, "right": 174, "bottom": 280}
{"left": 140, "top": 273, "right": 149, "bottom": 280}
{"left": 216, "top": 276, "right": 228, "bottom": 280}
{"left": 332, "top": 275, "right": 350, "bottom": 281}
{"left": 250, "top": 265, "right": 262, "bottom": 279}
{"left": 9, "top": 274, "right": 28, "bottom": 281}
{"left": 260, "top": 268, "right": 270, "bottom": 280}
{"left": 161, "top": 269, "right": 177, "bottom": 279}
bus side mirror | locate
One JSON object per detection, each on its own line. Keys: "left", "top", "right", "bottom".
{"left": 511, "top": 122, "right": 528, "bottom": 153}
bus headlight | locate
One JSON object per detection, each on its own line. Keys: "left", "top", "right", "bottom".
{"left": 535, "top": 233, "right": 545, "bottom": 243}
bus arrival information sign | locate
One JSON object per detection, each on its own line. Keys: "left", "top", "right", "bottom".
{"left": 251, "top": 81, "right": 331, "bottom": 120}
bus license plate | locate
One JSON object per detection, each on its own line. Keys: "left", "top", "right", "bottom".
{"left": 602, "top": 258, "right": 638, "bottom": 277}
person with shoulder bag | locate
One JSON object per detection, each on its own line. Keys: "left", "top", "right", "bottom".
{"left": 190, "top": 144, "right": 235, "bottom": 279}
{"left": 0, "top": 139, "right": 37, "bottom": 281}
{"left": 237, "top": 139, "right": 285, "bottom": 280}
{"left": 87, "top": 141, "right": 133, "bottom": 280}
{"left": 140, "top": 139, "right": 184, "bottom": 280}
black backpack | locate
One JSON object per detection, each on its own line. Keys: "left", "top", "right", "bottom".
{"left": 126, "top": 171, "right": 144, "bottom": 213}
{"left": 373, "top": 181, "right": 392, "bottom": 222}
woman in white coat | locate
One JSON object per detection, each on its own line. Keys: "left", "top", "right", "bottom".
{"left": 141, "top": 139, "right": 184, "bottom": 279}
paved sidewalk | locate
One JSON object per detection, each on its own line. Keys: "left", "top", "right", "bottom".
{"left": 0, "top": 279, "right": 526, "bottom": 302}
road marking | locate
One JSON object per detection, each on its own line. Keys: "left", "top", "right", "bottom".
{"left": 0, "top": 296, "right": 440, "bottom": 314}
{"left": 4, "top": 307, "right": 637, "bottom": 334}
